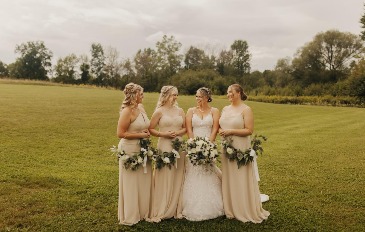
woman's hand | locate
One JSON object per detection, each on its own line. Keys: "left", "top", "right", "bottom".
{"left": 141, "top": 129, "right": 150, "bottom": 138}
{"left": 165, "top": 131, "right": 177, "bottom": 139}
{"left": 219, "top": 129, "right": 231, "bottom": 137}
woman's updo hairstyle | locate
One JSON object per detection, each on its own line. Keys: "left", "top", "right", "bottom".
{"left": 156, "top": 85, "right": 178, "bottom": 109}
{"left": 120, "top": 83, "right": 143, "bottom": 110}
{"left": 230, "top": 84, "right": 248, "bottom": 101}
{"left": 197, "top": 87, "right": 212, "bottom": 102}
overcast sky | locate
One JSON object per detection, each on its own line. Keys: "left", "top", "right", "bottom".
{"left": 0, "top": 0, "right": 363, "bottom": 71}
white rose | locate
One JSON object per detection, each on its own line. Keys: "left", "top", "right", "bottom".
{"left": 137, "top": 157, "right": 143, "bottom": 164}
{"left": 147, "top": 150, "right": 154, "bottom": 156}
{"left": 163, "top": 157, "right": 170, "bottom": 163}
{"left": 121, "top": 155, "right": 129, "bottom": 161}
{"left": 140, "top": 148, "right": 147, "bottom": 155}
{"left": 227, "top": 147, "right": 233, "bottom": 155}
{"left": 172, "top": 149, "right": 180, "bottom": 158}
{"left": 210, "top": 150, "right": 217, "bottom": 158}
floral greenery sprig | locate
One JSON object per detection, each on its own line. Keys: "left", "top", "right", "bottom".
{"left": 222, "top": 134, "right": 267, "bottom": 169}
{"left": 110, "top": 138, "right": 156, "bottom": 171}
{"left": 186, "top": 136, "right": 219, "bottom": 166}
{"left": 153, "top": 138, "right": 183, "bottom": 170}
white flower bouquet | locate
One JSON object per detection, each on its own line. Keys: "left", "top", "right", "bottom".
{"left": 186, "top": 136, "right": 219, "bottom": 166}
{"left": 222, "top": 134, "right": 267, "bottom": 169}
{"left": 153, "top": 138, "right": 183, "bottom": 169}
{"left": 110, "top": 138, "right": 156, "bottom": 172}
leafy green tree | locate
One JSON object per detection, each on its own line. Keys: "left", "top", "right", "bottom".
{"left": 120, "top": 58, "right": 136, "bottom": 89}
{"left": 230, "top": 40, "right": 251, "bottom": 77}
{"left": 184, "top": 46, "right": 214, "bottom": 70}
{"left": 53, "top": 54, "right": 79, "bottom": 84}
{"left": 170, "top": 69, "right": 229, "bottom": 95}
{"left": 134, "top": 48, "right": 158, "bottom": 91}
{"left": 79, "top": 55, "right": 91, "bottom": 84}
{"left": 155, "top": 35, "right": 183, "bottom": 79}
{"left": 0, "top": 60, "right": 9, "bottom": 77}
{"left": 170, "top": 70, "right": 212, "bottom": 94}
{"left": 104, "top": 47, "right": 123, "bottom": 88}
{"left": 241, "top": 71, "right": 265, "bottom": 94}
{"left": 275, "top": 57, "right": 293, "bottom": 74}
{"left": 347, "top": 59, "right": 365, "bottom": 102}
{"left": 216, "top": 50, "right": 234, "bottom": 76}
{"left": 90, "top": 43, "right": 106, "bottom": 86}
{"left": 13, "top": 41, "right": 53, "bottom": 80}
{"left": 270, "top": 58, "right": 295, "bottom": 88}
{"left": 292, "top": 30, "right": 364, "bottom": 85}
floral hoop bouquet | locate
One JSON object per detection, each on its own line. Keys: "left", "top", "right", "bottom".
{"left": 186, "top": 137, "right": 219, "bottom": 166}
{"left": 153, "top": 138, "right": 183, "bottom": 170}
{"left": 110, "top": 138, "right": 156, "bottom": 172}
{"left": 222, "top": 134, "right": 267, "bottom": 169}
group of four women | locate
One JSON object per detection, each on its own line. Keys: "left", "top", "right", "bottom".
{"left": 116, "top": 83, "right": 270, "bottom": 226}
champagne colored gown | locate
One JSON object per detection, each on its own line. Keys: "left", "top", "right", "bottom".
{"left": 219, "top": 109, "right": 270, "bottom": 223}
{"left": 118, "top": 112, "right": 152, "bottom": 225}
{"left": 181, "top": 112, "right": 224, "bottom": 221}
{"left": 149, "top": 114, "right": 186, "bottom": 222}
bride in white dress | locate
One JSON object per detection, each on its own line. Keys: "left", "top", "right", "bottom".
{"left": 181, "top": 87, "right": 224, "bottom": 221}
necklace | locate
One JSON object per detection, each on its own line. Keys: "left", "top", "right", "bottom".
{"left": 197, "top": 106, "right": 210, "bottom": 113}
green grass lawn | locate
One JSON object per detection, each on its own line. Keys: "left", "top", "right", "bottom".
{"left": 1, "top": 82, "right": 364, "bottom": 231}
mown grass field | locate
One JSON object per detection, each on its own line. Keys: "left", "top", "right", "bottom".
{"left": 1, "top": 81, "right": 364, "bottom": 231}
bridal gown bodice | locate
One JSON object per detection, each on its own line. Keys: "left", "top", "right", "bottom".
{"left": 192, "top": 113, "right": 213, "bottom": 138}
{"left": 182, "top": 112, "right": 224, "bottom": 221}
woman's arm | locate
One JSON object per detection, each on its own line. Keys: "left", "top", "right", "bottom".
{"left": 175, "top": 107, "right": 187, "bottom": 137}
{"left": 148, "top": 109, "right": 163, "bottom": 137}
{"left": 117, "top": 108, "right": 150, "bottom": 139}
{"left": 185, "top": 108, "right": 194, "bottom": 138}
{"left": 209, "top": 107, "right": 220, "bottom": 141}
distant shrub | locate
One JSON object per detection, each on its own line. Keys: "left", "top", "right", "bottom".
{"left": 249, "top": 95, "right": 362, "bottom": 107}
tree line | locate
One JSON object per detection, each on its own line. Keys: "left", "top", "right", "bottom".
{"left": 1, "top": 7, "right": 365, "bottom": 103}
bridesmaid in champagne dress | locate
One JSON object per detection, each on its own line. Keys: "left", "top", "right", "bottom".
{"left": 219, "top": 84, "right": 269, "bottom": 223}
{"left": 117, "top": 83, "right": 152, "bottom": 225}
{"left": 148, "top": 86, "right": 186, "bottom": 222}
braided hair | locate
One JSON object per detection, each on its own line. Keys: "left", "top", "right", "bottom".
{"left": 120, "top": 83, "right": 143, "bottom": 110}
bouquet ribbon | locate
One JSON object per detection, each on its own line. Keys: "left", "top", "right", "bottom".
{"left": 250, "top": 149, "right": 260, "bottom": 181}
{"left": 143, "top": 155, "right": 148, "bottom": 174}
{"left": 172, "top": 149, "right": 179, "bottom": 169}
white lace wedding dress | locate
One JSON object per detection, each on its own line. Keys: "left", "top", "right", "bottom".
{"left": 181, "top": 113, "right": 224, "bottom": 221}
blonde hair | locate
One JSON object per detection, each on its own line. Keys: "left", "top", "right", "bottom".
{"left": 229, "top": 84, "right": 247, "bottom": 101}
{"left": 120, "top": 83, "right": 143, "bottom": 110}
{"left": 197, "top": 87, "right": 212, "bottom": 102}
{"left": 155, "top": 85, "right": 178, "bottom": 109}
